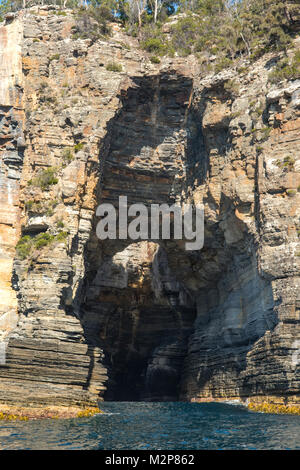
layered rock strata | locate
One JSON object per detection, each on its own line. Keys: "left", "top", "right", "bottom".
{"left": 0, "top": 8, "right": 299, "bottom": 406}
{"left": 0, "top": 16, "right": 23, "bottom": 339}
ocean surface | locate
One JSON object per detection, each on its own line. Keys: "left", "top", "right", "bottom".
{"left": 0, "top": 402, "right": 299, "bottom": 450}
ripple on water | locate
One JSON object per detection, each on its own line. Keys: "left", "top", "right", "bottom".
{"left": 0, "top": 402, "right": 299, "bottom": 450}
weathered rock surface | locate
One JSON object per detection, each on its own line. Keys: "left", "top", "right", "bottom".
{"left": 0, "top": 16, "right": 23, "bottom": 340}
{"left": 0, "top": 8, "right": 299, "bottom": 406}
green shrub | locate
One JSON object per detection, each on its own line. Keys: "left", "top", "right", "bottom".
{"left": 269, "top": 51, "right": 300, "bottom": 84}
{"left": 34, "top": 232, "right": 54, "bottom": 249}
{"left": 73, "top": 7, "right": 112, "bottom": 42}
{"left": 283, "top": 156, "right": 295, "bottom": 170}
{"left": 40, "top": 95, "right": 58, "bottom": 106}
{"left": 38, "top": 83, "right": 58, "bottom": 106}
{"left": 170, "top": 16, "right": 199, "bottom": 57}
{"left": 224, "top": 80, "right": 239, "bottom": 96}
{"left": 45, "top": 199, "right": 59, "bottom": 216}
{"left": 56, "top": 220, "right": 65, "bottom": 228}
{"left": 150, "top": 56, "right": 161, "bottom": 64}
{"left": 118, "top": 41, "right": 131, "bottom": 50}
{"left": 252, "top": 126, "right": 272, "bottom": 141}
{"left": 62, "top": 148, "right": 74, "bottom": 165}
{"left": 16, "top": 230, "right": 68, "bottom": 260}
{"left": 16, "top": 236, "right": 34, "bottom": 260}
{"left": 142, "top": 38, "right": 165, "bottom": 54}
{"left": 275, "top": 156, "right": 295, "bottom": 171}
{"left": 214, "top": 57, "right": 233, "bottom": 73}
{"left": 261, "top": 126, "right": 272, "bottom": 141}
{"left": 25, "top": 200, "right": 35, "bottom": 211}
{"left": 106, "top": 62, "right": 122, "bottom": 72}
{"left": 28, "top": 167, "right": 58, "bottom": 190}
{"left": 74, "top": 142, "right": 84, "bottom": 153}
{"left": 25, "top": 200, "right": 43, "bottom": 213}
{"left": 230, "top": 111, "right": 241, "bottom": 119}
{"left": 39, "top": 82, "right": 49, "bottom": 91}
{"left": 56, "top": 231, "right": 68, "bottom": 241}
{"left": 237, "top": 67, "right": 247, "bottom": 75}
{"left": 25, "top": 198, "right": 58, "bottom": 217}
{"left": 49, "top": 54, "right": 60, "bottom": 61}
{"left": 91, "top": 5, "right": 114, "bottom": 22}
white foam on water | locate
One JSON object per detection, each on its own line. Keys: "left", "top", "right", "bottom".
{"left": 223, "top": 399, "right": 246, "bottom": 407}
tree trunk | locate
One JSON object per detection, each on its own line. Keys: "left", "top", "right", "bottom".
{"left": 154, "top": 0, "right": 158, "bottom": 23}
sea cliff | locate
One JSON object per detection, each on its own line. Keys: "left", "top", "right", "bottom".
{"left": 0, "top": 7, "right": 299, "bottom": 409}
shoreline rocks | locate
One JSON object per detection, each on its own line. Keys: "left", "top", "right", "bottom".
{"left": 0, "top": 404, "right": 102, "bottom": 420}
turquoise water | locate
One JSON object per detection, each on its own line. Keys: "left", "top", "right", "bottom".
{"left": 0, "top": 402, "right": 299, "bottom": 450}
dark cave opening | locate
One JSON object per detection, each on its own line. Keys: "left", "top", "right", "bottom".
{"left": 75, "top": 71, "right": 201, "bottom": 401}
{"left": 75, "top": 71, "right": 279, "bottom": 403}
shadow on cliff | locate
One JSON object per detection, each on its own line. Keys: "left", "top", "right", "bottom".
{"left": 70, "top": 72, "right": 281, "bottom": 403}
{"left": 68, "top": 72, "right": 197, "bottom": 400}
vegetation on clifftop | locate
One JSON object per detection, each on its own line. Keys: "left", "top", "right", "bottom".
{"left": 1, "top": 1, "right": 300, "bottom": 71}
{"left": 268, "top": 49, "right": 300, "bottom": 83}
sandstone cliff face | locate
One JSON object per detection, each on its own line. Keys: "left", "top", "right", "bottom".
{"left": 0, "top": 8, "right": 299, "bottom": 407}
{"left": 0, "top": 16, "right": 23, "bottom": 339}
